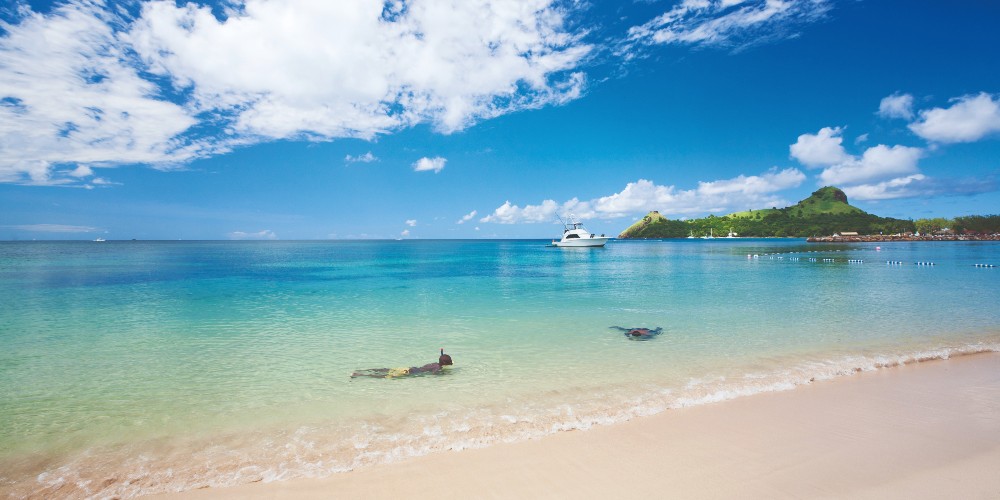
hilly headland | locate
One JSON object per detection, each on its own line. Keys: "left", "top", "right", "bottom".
{"left": 617, "top": 187, "right": 1000, "bottom": 240}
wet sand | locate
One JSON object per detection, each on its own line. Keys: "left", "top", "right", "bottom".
{"left": 166, "top": 352, "right": 1000, "bottom": 499}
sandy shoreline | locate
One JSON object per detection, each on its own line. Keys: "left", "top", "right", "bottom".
{"left": 161, "top": 352, "right": 1000, "bottom": 499}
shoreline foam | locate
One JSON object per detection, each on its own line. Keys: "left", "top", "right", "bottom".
{"left": 4, "top": 345, "right": 998, "bottom": 498}
{"left": 166, "top": 351, "right": 1000, "bottom": 499}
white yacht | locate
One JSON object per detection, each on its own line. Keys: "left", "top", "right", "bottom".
{"left": 701, "top": 228, "right": 714, "bottom": 239}
{"left": 552, "top": 216, "right": 609, "bottom": 247}
{"left": 726, "top": 228, "right": 738, "bottom": 238}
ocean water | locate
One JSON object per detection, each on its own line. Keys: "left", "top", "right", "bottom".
{"left": 1, "top": 239, "right": 998, "bottom": 497}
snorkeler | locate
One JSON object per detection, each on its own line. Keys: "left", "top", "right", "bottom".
{"left": 609, "top": 326, "right": 663, "bottom": 340}
{"left": 351, "top": 348, "right": 454, "bottom": 379}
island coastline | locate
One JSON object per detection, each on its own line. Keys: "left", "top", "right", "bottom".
{"left": 807, "top": 233, "right": 1000, "bottom": 243}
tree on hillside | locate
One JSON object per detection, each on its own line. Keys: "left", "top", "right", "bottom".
{"left": 953, "top": 215, "right": 1000, "bottom": 234}
{"left": 915, "top": 218, "right": 952, "bottom": 234}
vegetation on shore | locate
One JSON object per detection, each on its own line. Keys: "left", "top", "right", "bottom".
{"left": 915, "top": 215, "right": 1000, "bottom": 235}
{"left": 617, "top": 187, "right": 1000, "bottom": 239}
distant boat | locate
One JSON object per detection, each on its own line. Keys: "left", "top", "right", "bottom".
{"left": 726, "top": 228, "right": 738, "bottom": 238}
{"left": 687, "top": 230, "right": 696, "bottom": 239}
{"left": 552, "top": 215, "right": 608, "bottom": 247}
{"left": 93, "top": 237, "right": 106, "bottom": 242}
{"left": 701, "top": 228, "right": 714, "bottom": 239}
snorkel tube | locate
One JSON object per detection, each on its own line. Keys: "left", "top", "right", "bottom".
{"left": 439, "top": 347, "right": 453, "bottom": 368}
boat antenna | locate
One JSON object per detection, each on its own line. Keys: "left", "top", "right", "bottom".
{"left": 555, "top": 213, "right": 567, "bottom": 227}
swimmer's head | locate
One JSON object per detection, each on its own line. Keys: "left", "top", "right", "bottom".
{"left": 439, "top": 348, "right": 453, "bottom": 366}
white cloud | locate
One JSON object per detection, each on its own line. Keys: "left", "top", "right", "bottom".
{"left": 228, "top": 229, "right": 277, "bottom": 240}
{"left": 842, "top": 174, "right": 928, "bottom": 201}
{"left": 789, "top": 126, "right": 926, "bottom": 187}
{"left": 697, "top": 167, "right": 806, "bottom": 196}
{"left": 400, "top": 229, "right": 410, "bottom": 237}
{"left": 69, "top": 165, "right": 94, "bottom": 178}
{"left": 481, "top": 168, "right": 805, "bottom": 223}
{"left": 789, "top": 127, "right": 851, "bottom": 168}
{"left": 457, "top": 210, "right": 478, "bottom": 224}
{"left": 843, "top": 174, "right": 997, "bottom": 201}
{"left": 89, "top": 177, "right": 117, "bottom": 187}
{"left": 909, "top": 92, "right": 1000, "bottom": 143}
{"left": 878, "top": 92, "right": 914, "bottom": 120}
{"left": 412, "top": 156, "right": 446, "bottom": 173}
{"left": 128, "top": 0, "right": 591, "bottom": 136}
{"left": 480, "top": 199, "right": 562, "bottom": 224}
{"left": 0, "top": 0, "right": 592, "bottom": 185}
{"left": 3, "top": 223, "right": 99, "bottom": 233}
{"left": 786, "top": 96, "right": 1000, "bottom": 201}
{"left": 626, "top": 0, "right": 831, "bottom": 53}
{"left": 405, "top": 219, "right": 417, "bottom": 227}
{"left": 593, "top": 168, "right": 804, "bottom": 218}
{"left": 818, "top": 144, "right": 923, "bottom": 186}
{"left": 0, "top": 2, "right": 205, "bottom": 185}
{"left": 345, "top": 152, "right": 377, "bottom": 163}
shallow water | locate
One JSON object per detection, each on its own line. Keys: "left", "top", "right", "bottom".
{"left": 1, "top": 239, "right": 998, "bottom": 497}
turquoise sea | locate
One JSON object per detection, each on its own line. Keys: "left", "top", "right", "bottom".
{"left": 2, "top": 239, "right": 999, "bottom": 497}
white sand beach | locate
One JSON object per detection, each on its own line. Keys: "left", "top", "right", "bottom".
{"left": 166, "top": 352, "right": 1000, "bottom": 499}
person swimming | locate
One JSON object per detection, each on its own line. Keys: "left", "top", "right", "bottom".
{"left": 351, "top": 348, "right": 454, "bottom": 379}
{"left": 609, "top": 326, "right": 663, "bottom": 340}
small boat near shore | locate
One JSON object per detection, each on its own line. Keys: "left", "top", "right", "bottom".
{"left": 552, "top": 216, "right": 608, "bottom": 247}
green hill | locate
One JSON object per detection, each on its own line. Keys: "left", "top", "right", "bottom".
{"left": 618, "top": 187, "right": 914, "bottom": 238}
{"left": 785, "top": 186, "right": 864, "bottom": 216}
{"left": 618, "top": 211, "right": 690, "bottom": 239}
{"left": 727, "top": 208, "right": 779, "bottom": 219}
{"left": 728, "top": 187, "right": 863, "bottom": 219}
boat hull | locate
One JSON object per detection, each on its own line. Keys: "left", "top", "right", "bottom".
{"left": 552, "top": 237, "right": 609, "bottom": 247}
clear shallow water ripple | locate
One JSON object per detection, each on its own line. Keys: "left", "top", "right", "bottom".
{"left": 0, "top": 239, "right": 998, "bottom": 498}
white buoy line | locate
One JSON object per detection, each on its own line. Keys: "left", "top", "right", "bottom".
{"left": 743, "top": 250, "right": 993, "bottom": 268}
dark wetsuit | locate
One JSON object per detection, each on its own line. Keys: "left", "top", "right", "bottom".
{"left": 409, "top": 362, "right": 444, "bottom": 374}
{"left": 609, "top": 325, "right": 663, "bottom": 340}
{"left": 351, "top": 354, "right": 452, "bottom": 379}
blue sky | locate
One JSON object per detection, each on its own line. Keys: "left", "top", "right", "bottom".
{"left": 1, "top": 0, "right": 998, "bottom": 240}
